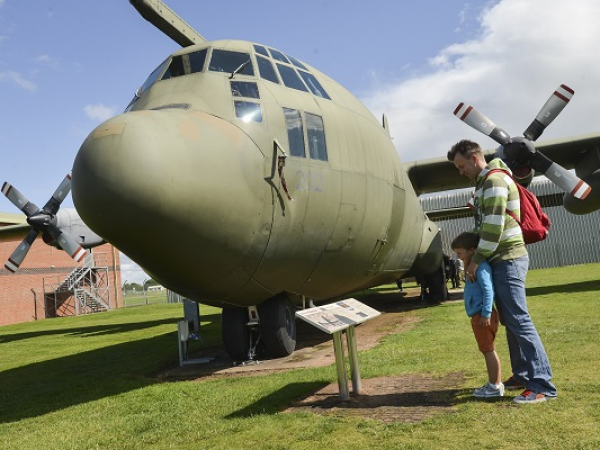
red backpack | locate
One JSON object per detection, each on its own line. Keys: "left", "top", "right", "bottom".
{"left": 483, "top": 169, "right": 551, "bottom": 244}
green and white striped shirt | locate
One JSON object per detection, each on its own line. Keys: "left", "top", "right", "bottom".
{"left": 472, "top": 158, "right": 527, "bottom": 265}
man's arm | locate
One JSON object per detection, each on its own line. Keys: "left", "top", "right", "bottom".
{"left": 473, "top": 175, "right": 509, "bottom": 264}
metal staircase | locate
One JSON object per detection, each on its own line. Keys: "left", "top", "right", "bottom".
{"left": 43, "top": 252, "right": 111, "bottom": 317}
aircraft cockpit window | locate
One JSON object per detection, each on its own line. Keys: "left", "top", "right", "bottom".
{"left": 268, "top": 48, "right": 290, "bottom": 64}
{"left": 286, "top": 54, "right": 308, "bottom": 71}
{"left": 276, "top": 64, "right": 308, "bottom": 92}
{"left": 230, "top": 81, "right": 260, "bottom": 99}
{"left": 256, "top": 55, "right": 280, "bottom": 84}
{"left": 298, "top": 71, "right": 331, "bottom": 100}
{"left": 159, "top": 49, "right": 208, "bottom": 83}
{"left": 306, "top": 113, "right": 328, "bottom": 161}
{"left": 284, "top": 108, "right": 306, "bottom": 158}
{"left": 126, "top": 58, "right": 169, "bottom": 111}
{"left": 253, "top": 44, "right": 269, "bottom": 57}
{"left": 189, "top": 49, "right": 208, "bottom": 73}
{"left": 140, "top": 59, "right": 170, "bottom": 93}
{"left": 162, "top": 55, "right": 186, "bottom": 80}
{"left": 209, "top": 50, "right": 255, "bottom": 76}
{"left": 234, "top": 101, "right": 262, "bottom": 123}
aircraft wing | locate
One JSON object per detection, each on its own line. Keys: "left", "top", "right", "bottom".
{"left": 406, "top": 132, "right": 600, "bottom": 196}
{"left": 0, "top": 223, "right": 30, "bottom": 240}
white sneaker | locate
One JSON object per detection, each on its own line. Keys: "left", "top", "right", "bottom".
{"left": 473, "top": 382, "right": 505, "bottom": 398}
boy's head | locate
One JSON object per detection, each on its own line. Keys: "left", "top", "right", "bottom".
{"left": 451, "top": 232, "right": 480, "bottom": 264}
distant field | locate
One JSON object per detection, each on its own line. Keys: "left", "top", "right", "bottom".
{"left": 1, "top": 263, "right": 599, "bottom": 450}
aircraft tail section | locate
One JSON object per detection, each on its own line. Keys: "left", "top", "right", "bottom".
{"left": 130, "top": 0, "right": 205, "bottom": 47}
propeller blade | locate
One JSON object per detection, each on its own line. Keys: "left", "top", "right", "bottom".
{"left": 42, "top": 173, "right": 72, "bottom": 215}
{"left": 5, "top": 229, "right": 39, "bottom": 272}
{"left": 523, "top": 85, "right": 574, "bottom": 141}
{"left": 1, "top": 182, "right": 40, "bottom": 217}
{"left": 523, "top": 84, "right": 574, "bottom": 141}
{"left": 47, "top": 224, "right": 87, "bottom": 262}
{"left": 453, "top": 103, "right": 511, "bottom": 145}
{"left": 529, "top": 152, "right": 591, "bottom": 200}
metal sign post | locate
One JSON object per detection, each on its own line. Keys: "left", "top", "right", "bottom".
{"left": 332, "top": 330, "right": 350, "bottom": 400}
{"left": 296, "top": 298, "right": 380, "bottom": 400}
{"left": 177, "top": 299, "right": 214, "bottom": 366}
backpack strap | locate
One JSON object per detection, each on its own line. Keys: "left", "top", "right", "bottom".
{"left": 482, "top": 169, "right": 521, "bottom": 225}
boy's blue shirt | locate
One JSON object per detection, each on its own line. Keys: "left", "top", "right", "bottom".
{"left": 463, "top": 260, "right": 494, "bottom": 318}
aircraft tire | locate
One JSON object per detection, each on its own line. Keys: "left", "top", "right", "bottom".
{"left": 221, "top": 307, "right": 251, "bottom": 361}
{"left": 258, "top": 295, "right": 297, "bottom": 357}
{"left": 426, "top": 263, "right": 447, "bottom": 302}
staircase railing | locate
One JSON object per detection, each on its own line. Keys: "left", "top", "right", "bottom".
{"left": 43, "top": 252, "right": 111, "bottom": 317}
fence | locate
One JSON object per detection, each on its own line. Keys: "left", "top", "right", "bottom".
{"left": 421, "top": 178, "right": 600, "bottom": 270}
{"left": 122, "top": 288, "right": 186, "bottom": 307}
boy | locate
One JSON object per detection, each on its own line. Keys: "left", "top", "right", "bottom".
{"left": 451, "top": 231, "right": 504, "bottom": 398}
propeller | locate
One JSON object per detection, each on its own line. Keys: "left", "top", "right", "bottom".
{"left": 1, "top": 173, "right": 86, "bottom": 272}
{"left": 454, "top": 84, "right": 591, "bottom": 200}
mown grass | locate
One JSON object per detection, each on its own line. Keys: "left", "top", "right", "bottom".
{"left": 1, "top": 263, "right": 599, "bottom": 449}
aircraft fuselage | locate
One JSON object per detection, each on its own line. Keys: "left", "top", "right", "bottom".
{"left": 72, "top": 40, "right": 441, "bottom": 308}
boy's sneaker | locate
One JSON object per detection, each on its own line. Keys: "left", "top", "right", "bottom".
{"left": 513, "top": 389, "right": 556, "bottom": 404}
{"left": 503, "top": 376, "right": 525, "bottom": 391}
{"left": 473, "top": 382, "right": 505, "bottom": 398}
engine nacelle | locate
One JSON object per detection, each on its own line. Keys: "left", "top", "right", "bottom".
{"left": 563, "top": 170, "right": 600, "bottom": 215}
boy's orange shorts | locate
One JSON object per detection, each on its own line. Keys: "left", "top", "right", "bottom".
{"left": 471, "top": 308, "right": 500, "bottom": 353}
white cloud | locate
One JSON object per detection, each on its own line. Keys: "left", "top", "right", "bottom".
{"left": 362, "top": 0, "right": 600, "bottom": 163}
{"left": 84, "top": 104, "right": 117, "bottom": 122}
{"left": 0, "top": 71, "right": 37, "bottom": 91}
{"left": 120, "top": 253, "right": 148, "bottom": 285}
{"left": 35, "top": 54, "right": 59, "bottom": 69}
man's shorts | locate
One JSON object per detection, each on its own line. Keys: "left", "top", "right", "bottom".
{"left": 471, "top": 308, "right": 500, "bottom": 353}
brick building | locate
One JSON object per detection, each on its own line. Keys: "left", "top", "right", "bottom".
{"left": 0, "top": 212, "right": 123, "bottom": 326}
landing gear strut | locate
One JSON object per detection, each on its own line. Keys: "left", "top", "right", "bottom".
{"left": 221, "top": 295, "right": 297, "bottom": 361}
{"left": 221, "top": 307, "right": 260, "bottom": 362}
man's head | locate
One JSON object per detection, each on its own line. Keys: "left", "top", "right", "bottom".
{"left": 451, "top": 231, "right": 480, "bottom": 265}
{"left": 447, "top": 139, "right": 486, "bottom": 180}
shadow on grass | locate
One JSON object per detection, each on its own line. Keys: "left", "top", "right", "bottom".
{"left": 0, "top": 313, "right": 222, "bottom": 424}
{"left": 228, "top": 385, "right": 481, "bottom": 421}
{"left": 527, "top": 279, "right": 600, "bottom": 298}
{"left": 0, "top": 289, "right": 444, "bottom": 424}
{"left": 226, "top": 381, "right": 330, "bottom": 418}
{"left": 0, "top": 316, "right": 212, "bottom": 344}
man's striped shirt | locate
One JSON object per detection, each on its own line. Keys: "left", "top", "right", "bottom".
{"left": 472, "top": 158, "right": 527, "bottom": 265}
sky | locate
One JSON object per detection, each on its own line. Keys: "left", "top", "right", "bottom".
{"left": 2, "top": 0, "right": 600, "bottom": 284}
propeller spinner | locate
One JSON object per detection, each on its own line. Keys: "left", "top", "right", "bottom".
{"left": 1, "top": 173, "right": 86, "bottom": 272}
{"left": 454, "top": 84, "right": 591, "bottom": 200}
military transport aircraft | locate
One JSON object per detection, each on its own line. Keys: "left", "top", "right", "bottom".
{"left": 3, "top": 0, "right": 600, "bottom": 361}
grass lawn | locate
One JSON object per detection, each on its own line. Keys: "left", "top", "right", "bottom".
{"left": 1, "top": 263, "right": 599, "bottom": 449}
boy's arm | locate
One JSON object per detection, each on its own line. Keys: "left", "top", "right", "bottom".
{"left": 476, "top": 264, "right": 495, "bottom": 318}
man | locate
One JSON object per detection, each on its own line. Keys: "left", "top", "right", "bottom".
{"left": 447, "top": 139, "right": 556, "bottom": 404}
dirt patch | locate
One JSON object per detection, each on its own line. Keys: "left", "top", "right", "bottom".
{"left": 285, "top": 372, "right": 467, "bottom": 423}
{"left": 158, "top": 287, "right": 468, "bottom": 423}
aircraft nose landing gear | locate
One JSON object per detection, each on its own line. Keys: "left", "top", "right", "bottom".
{"left": 221, "top": 295, "right": 297, "bottom": 362}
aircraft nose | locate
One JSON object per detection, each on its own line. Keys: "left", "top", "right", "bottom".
{"left": 72, "top": 109, "right": 268, "bottom": 289}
